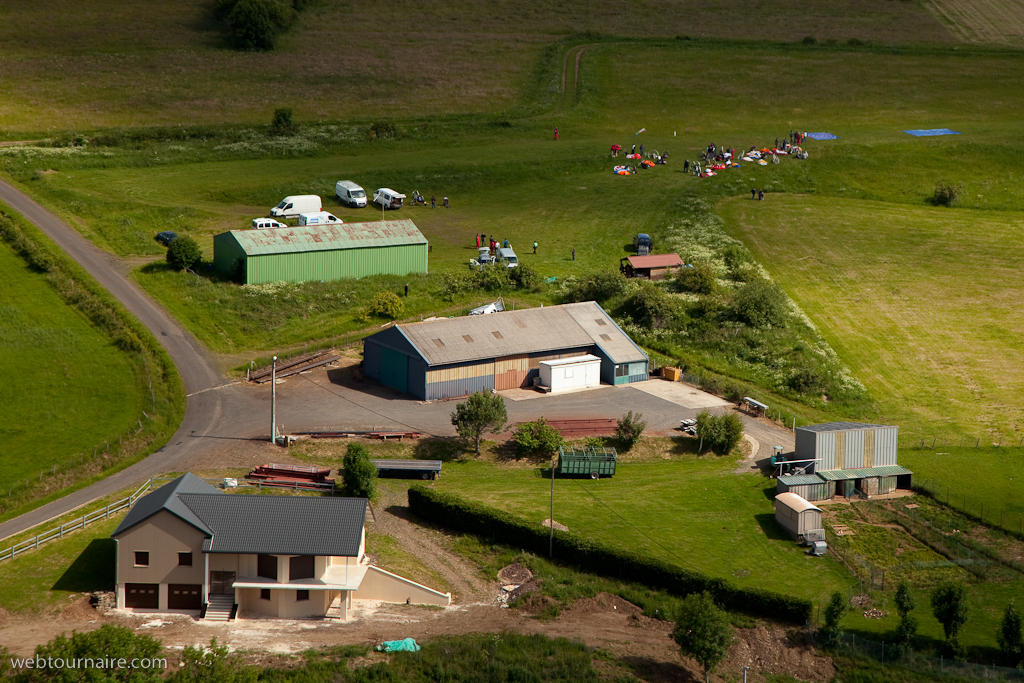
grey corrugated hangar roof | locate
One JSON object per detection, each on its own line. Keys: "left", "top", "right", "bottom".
{"left": 113, "top": 473, "right": 367, "bottom": 557}
{"left": 799, "top": 422, "right": 896, "bottom": 432}
{"left": 392, "top": 301, "right": 647, "bottom": 366}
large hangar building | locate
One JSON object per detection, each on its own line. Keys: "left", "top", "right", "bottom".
{"left": 361, "top": 302, "right": 649, "bottom": 400}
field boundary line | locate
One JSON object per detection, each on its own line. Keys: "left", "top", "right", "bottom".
{"left": 0, "top": 479, "right": 152, "bottom": 562}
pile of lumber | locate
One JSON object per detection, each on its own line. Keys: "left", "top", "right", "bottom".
{"left": 245, "top": 463, "right": 334, "bottom": 489}
{"left": 543, "top": 419, "right": 617, "bottom": 438}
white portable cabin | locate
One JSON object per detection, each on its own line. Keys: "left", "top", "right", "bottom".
{"left": 539, "top": 354, "right": 601, "bottom": 394}
{"left": 774, "top": 492, "right": 823, "bottom": 540}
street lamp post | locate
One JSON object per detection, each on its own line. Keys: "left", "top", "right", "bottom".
{"left": 271, "top": 356, "right": 277, "bottom": 444}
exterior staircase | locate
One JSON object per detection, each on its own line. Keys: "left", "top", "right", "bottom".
{"left": 204, "top": 594, "right": 235, "bottom": 621}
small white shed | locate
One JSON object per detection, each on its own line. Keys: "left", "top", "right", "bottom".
{"left": 539, "top": 355, "right": 601, "bottom": 394}
{"left": 774, "top": 492, "right": 823, "bottom": 540}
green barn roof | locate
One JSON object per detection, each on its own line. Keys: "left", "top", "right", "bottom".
{"left": 226, "top": 220, "right": 427, "bottom": 255}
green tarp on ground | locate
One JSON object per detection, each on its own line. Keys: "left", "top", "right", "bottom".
{"left": 377, "top": 638, "right": 421, "bottom": 652}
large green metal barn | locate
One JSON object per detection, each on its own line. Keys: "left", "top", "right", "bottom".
{"left": 213, "top": 220, "right": 428, "bottom": 284}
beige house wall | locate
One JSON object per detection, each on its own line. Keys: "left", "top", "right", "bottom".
{"left": 353, "top": 566, "right": 451, "bottom": 606}
{"left": 238, "top": 587, "right": 337, "bottom": 618}
{"left": 115, "top": 511, "right": 206, "bottom": 609}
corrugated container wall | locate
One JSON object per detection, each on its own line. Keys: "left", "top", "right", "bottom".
{"left": 873, "top": 427, "right": 899, "bottom": 466}
{"left": 245, "top": 244, "right": 428, "bottom": 285}
{"left": 213, "top": 233, "right": 247, "bottom": 276}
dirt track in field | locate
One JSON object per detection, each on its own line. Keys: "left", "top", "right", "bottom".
{"left": 925, "top": 0, "right": 1024, "bottom": 42}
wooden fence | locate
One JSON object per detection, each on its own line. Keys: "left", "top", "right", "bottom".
{"left": 0, "top": 479, "right": 153, "bottom": 562}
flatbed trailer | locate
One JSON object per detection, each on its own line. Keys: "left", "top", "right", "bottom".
{"left": 370, "top": 459, "right": 442, "bottom": 480}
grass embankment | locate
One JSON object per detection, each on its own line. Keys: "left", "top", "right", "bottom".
{"left": 0, "top": 207, "right": 184, "bottom": 522}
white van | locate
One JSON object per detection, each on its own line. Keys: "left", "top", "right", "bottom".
{"left": 251, "top": 218, "right": 287, "bottom": 230}
{"left": 373, "top": 188, "right": 406, "bottom": 210}
{"left": 270, "top": 195, "right": 322, "bottom": 218}
{"left": 298, "top": 211, "right": 343, "bottom": 226}
{"left": 336, "top": 181, "right": 367, "bottom": 208}
{"left": 497, "top": 247, "right": 519, "bottom": 268}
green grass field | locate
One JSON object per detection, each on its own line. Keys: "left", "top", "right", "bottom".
{"left": 0, "top": 240, "right": 142, "bottom": 494}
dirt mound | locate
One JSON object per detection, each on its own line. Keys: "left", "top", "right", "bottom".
{"left": 507, "top": 580, "right": 540, "bottom": 603}
{"left": 498, "top": 562, "right": 533, "bottom": 585}
{"left": 625, "top": 613, "right": 662, "bottom": 629}
{"left": 850, "top": 594, "right": 872, "bottom": 608}
{"left": 60, "top": 597, "right": 99, "bottom": 622}
{"left": 517, "top": 593, "right": 560, "bottom": 615}
{"left": 541, "top": 519, "right": 569, "bottom": 531}
{"left": 565, "top": 592, "right": 642, "bottom": 618}
{"left": 725, "top": 625, "right": 834, "bottom": 682}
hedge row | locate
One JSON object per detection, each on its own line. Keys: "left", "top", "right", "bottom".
{"left": 408, "top": 486, "right": 812, "bottom": 624}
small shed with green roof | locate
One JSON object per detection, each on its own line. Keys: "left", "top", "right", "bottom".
{"left": 213, "top": 220, "right": 428, "bottom": 284}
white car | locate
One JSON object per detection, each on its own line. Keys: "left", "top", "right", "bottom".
{"left": 251, "top": 218, "right": 287, "bottom": 229}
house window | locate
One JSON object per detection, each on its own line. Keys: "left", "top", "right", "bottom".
{"left": 615, "top": 364, "right": 628, "bottom": 378}
{"left": 178, "top": 552, "right": 193, "bottom": 566}
{"left": 296, "top": 590, "right": 310, "bottom": 601}
{"left": 289, "top": 555, "right": 315, "bottom": 581}
{"left": 134, "top": 551, "right": 149, "bottom": 567}
{"left": 257, "top": 554, "right": 278, "bottom": 581}
{"left": 260, "top": 589, "right": 271, "bottom": 601}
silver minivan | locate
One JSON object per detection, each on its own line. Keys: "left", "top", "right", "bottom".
{"left": 497, "top": 247, "right": 519, "bottom": 268}
{"left": 335, "top": 180, "right": 367, "bottom": 208}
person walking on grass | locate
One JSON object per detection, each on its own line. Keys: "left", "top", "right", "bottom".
{"left": 431, "top": 195, "right": 436, "bottom": 209}
{"left": 758, "top": 189, "right": 764, "bottom": 201}
{"left": 571, "top": 246, "right": 576, "bottom": 261}
{"left": 533, "top": 241, "right": 538, "bottom": 254}
{"left": 443, "top": 196, "right": 450, "bottom": 208}
{"left": 404, "top": 283, "right": 409, "bottom": 297}
{"left": 554, "top": 127, "right": 559, "bottom": 141}
{"left": 476, "top": 234, "right": 481, "bottom": 249}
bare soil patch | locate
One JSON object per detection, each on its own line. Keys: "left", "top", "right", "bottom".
{"left": 925, "top": 0, "right": 1024, "bottom": 43}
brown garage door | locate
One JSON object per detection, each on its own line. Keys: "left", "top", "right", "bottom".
{"left": 168, "top": 584, "right": 202, "bottom": 610}
{"left": 124, "top": 583, "right": 159, "bottom": 609}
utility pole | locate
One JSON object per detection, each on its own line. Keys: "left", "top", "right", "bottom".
{"left": 549, "top": 456, "right": 555, "bottom": 558}
{"left": 271, "top": 356, "right": 277, "bottom": 444}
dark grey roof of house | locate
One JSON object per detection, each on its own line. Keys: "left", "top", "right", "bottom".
{"left": 179, "top": 494, "right": 367, "bottom": 556}
{"left": 112, "top": 473, "right": 219, "bottom": 537}
{"left": 797, "top": 422, "right": 896, "bottom": 433}
{"left": 112, "top": 473, "right": 367, "bottom": 556}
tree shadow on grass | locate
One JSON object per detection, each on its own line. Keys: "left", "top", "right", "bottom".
{"left": 754, "top": 513, "right": 793, "bottom": 541}
{"left": 52, "top": 538, "right": 116, "bottom": 592}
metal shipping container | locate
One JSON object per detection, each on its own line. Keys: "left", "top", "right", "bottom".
{"left": 795, "top": 422, "right": 900, "bottom": 473}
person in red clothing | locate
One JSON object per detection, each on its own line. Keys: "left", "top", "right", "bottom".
{"left": 476, "top": 234, "right": 481, "bottom": 248}
{"left": 554, "top": 127, "right": 559, "bottom": 141}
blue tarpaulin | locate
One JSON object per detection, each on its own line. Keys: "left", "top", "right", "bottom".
{"left": 377, "top": 638, "right": 421, "bottom": 652}
{"left": 904, "top": 129, "right": 961, "bottom": 137}
{"left": 805, "top": 132, "right": 838, "bottom": 140}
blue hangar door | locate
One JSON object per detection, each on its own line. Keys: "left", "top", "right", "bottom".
{"left": 380, "top": 347, "right": 409, "bottom": 393}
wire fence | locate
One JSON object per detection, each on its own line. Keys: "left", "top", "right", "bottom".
{"left": 915, "top": 476, "right": 1024, "bottom": 541}
{"left": 0, "top": 411, "right": 157, "bottom": 508}
{"left": 821, "top": 630, "right": 1024, "bottom": 681}
{"left": 0, "top": 479, "right": 153, "bottom": 562}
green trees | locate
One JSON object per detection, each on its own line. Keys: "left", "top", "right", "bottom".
{"left": 18, "top": 625, "right": 165, "bottom": 682}
{"left": 822, "top": 590, "right": 848, "bottom": 642}
{"left": 675, "top": 260, "right": 718, "bottom": 295}
{"left": 270, "top": 107, "right": 297, "bottom": 136}
{"left": 672, "top": 591, "right": 734, "bottom": 683}
{"left": 561, "top": 269, "right": 626, "bottom": 303}
{"left": 931, "top": 580, "right": 969, "bottom": 658}
{"left": 222, "top": 0, "right": 297, "bottom": 51}
{"left": 451, "top": 391, "right": 508, "bottom": 455}
{"left": 998, "top": 602, "right": 1024, "bottom": 667}
{"left": 511, "top": 417, "right": 563, "bottom": 459}
{"left": 615, "top": 410, "right": 646, "bottom": 448}
{"left": 732, "top": 278, "right": 787, "bottom": 328}
{"left": 894, "top": 581, "right": 918, "bottom": 647}
{"left": 166, "top": 235, "right": 202, "bottom": 271}
{"left": 628, "top": 281, "right": 673, "bottom": 328}
{"left": 695, "top": 410, "right": 744, "bottom": 455}
{"left": 364, "top": 291, "right": 405, "bottom": 319}
{"left": 341, "top": 442, "right": 377, "bottom": 500}
{"left": 172, "top": 637, "right": 256, "bottom": 683}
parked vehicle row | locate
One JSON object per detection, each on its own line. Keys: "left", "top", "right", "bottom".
{"left": 250, "top": 181, "right": 408, "bottom": 231}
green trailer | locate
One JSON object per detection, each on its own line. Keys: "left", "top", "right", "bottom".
{"left": 557, "top": 445, "right": 617, "bottom": 478}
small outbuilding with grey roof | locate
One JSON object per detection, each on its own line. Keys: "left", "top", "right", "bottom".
{"left": 213, "top": 219, "right": 428, "bottom": 284}
{"left": 774, "top": 492, "right": 823, "bottom": 540}
{"left": 361, "top": 301, "right": 648, "bottom": 400}
{"left": 111, "top": 473, "right": 449, "bottom": 620}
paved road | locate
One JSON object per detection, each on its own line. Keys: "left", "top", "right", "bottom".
{"left": 0, "top": 179, "right": 230, "bottom": 540}
{"left": 0, "top": 177, "right": 796, "bottom": 540}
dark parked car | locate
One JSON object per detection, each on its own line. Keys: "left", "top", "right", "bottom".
{"left": 155, "top": 231, "right": 178, "bottom": 246}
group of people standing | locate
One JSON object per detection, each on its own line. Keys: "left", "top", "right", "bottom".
{"left": 475, "top": 234, "right": 515, "bottom": 255}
